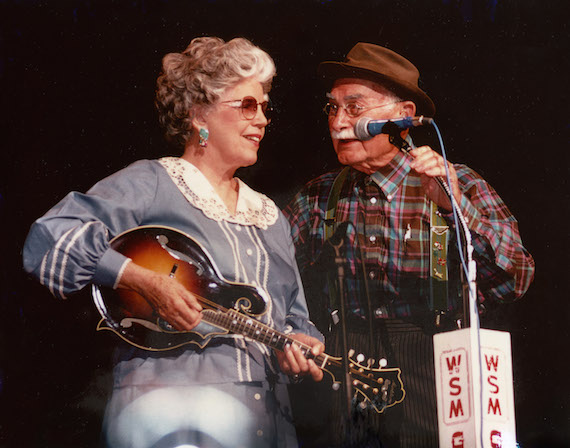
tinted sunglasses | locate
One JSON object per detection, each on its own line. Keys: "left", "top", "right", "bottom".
{"left": 220, "top": 96, "right": 272, "bottom": 121}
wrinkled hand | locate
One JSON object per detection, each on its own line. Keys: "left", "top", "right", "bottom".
{"left": 118, "top": 261, "right": 202, "bottom": 331}
{"left": 409, "top": 145, "right": 462, "bottom": 211}
{"left": 276, "top": 333, "right": 325, "bottom": 382}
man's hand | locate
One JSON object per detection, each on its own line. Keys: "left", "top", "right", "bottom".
{"left": 118, "top": 261, "right": 202, "bottom": 331}
{"left": 276, "top": 333, "right": 325, "bottom": 382}
{"left": 409, "top": 145, "right": 461, "bottom": 211}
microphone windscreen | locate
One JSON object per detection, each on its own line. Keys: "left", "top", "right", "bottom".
{"left": 354, "top": 117, "right": 373, "bottom": 141}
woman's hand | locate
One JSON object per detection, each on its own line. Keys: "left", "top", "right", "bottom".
{"left": 276, "top": 333, "right": 325, "bottom": 382}
{"left": 118, "top": 261, "right": 202, "bottom": 330}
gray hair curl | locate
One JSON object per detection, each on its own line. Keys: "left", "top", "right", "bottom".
{"left": 155, "top": 37, "right": 276, "bottom": 148}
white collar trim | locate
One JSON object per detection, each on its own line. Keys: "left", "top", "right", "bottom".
{"left": 159, "top": 157, "right": 278, "bottom": 230}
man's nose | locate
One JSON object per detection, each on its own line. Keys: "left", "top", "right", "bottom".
{"left": 329, "top": 108, "right": 351, "bottom": 130}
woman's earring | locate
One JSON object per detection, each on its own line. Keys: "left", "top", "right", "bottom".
{"left": 198, "top": 128, "right": 209, "bottom": 148}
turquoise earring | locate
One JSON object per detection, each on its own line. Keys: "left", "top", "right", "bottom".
{"left": 198, "top": 128, "right": 209, "bottom": 148}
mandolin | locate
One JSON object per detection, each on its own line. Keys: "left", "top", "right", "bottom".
{"left": 92, "top": 225, "right": 405, "bottom": 413}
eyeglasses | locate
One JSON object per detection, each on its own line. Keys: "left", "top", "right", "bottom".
{"left": 323, "top": 101, "right": 401, "bottom": 118}
{"left": 220, "top": 96, "right": 272, "bottom": 121}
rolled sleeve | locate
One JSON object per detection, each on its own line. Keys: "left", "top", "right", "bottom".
{"left": 93, "top": 248, "right": 131, "bottom": 289}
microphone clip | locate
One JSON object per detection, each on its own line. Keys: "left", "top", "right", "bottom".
{"left": 386, "top": 123, "right": 412, "bottom": 154}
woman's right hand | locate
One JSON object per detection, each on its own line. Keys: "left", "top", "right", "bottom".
{"left": 118, "top": 261, "right": 202, "bottom": 330}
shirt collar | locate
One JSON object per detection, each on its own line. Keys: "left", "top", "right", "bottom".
{"left": 369, "top": 139, "right": 414, "bottom": 202}
{"left": 159, "top": 157, "right": 278, "bottom": 229}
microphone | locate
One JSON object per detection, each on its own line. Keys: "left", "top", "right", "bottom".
{"left": 354, "top": 116, "right": 433, "bottom": 141}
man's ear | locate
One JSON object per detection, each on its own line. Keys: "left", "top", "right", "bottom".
{"left": 400, "top": 101, "right": 416, "bottom": 117}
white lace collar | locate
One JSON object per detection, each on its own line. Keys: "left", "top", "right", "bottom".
{"left": 159, "top": 157, "right": 278, "bottom": 230}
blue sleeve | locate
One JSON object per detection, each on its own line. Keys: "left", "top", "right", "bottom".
{"left": 277, "top": 212, "right": 324, "bottom": 343}
{"left": 22, "top": 160, "right": 160, "bottom": 298}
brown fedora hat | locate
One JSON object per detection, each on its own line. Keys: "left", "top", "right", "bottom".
{"left": 318, "top": 43, "right": 436, "bottom": 117}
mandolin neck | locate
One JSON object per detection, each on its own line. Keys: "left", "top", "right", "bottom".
{"left": 202, "top": 308, "right": 330, "bottom": 367}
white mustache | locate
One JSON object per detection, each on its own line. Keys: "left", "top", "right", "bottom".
{"left": 331, "top": 129, "right": 357, "bottom": 140}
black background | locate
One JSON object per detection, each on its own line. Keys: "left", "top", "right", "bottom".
{"left": 1, "top": 0, "right": 568, "bottom": 446}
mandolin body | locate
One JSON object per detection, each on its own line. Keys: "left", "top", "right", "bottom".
{"left": 92, "top": 225, "right": 269, "bottom": 350}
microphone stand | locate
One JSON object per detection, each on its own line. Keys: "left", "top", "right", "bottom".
{"left": 329, "top": 237, "right": 353, "bottom": 428}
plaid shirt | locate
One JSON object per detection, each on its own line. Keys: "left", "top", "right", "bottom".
{"left": 284, "top": 150, "right": 535, "bottom": 322}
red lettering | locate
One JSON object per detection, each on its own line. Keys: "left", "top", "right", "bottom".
{"left": 485, "top": 354, "right": 499, "bottom": 372}
{"left": 490, "top": 430, "right": 503, "bottom": 448}
{"left": 449, "top": 399, "right": 464, "bottom": 418}
{"left": 488, "top": 397, "right": 502, "bottom": 415}
{"left": 450, "top": 377, "right": 461, "bottom": 396}
{"left": 487, "top": 374, "right": 499, "bottom": 394}
{"left": 446, "top": 355, "right": 462, "bottom": 373}
{"left": 452, "top": 431, "right": 464, "bottom": 448}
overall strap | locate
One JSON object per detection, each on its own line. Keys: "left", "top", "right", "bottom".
{"left": 430, "top": 202, "right": 450, "bottom": 315}
{"left": 324, "top": 166, "right": 350, "bottom": 240}
{"left": 323, "top": 166, "right": 350, "bottom": 322}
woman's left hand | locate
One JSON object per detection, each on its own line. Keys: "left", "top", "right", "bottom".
{"left": 276, "top": 333, "right": 325, "bottom": 382}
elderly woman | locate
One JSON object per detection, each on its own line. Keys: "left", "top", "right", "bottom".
{"left": 23, "top": 37, "right": 324, "bottom": 448}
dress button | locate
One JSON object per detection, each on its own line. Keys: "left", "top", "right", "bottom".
{"left": 369, "top": 271, "right": 376, "bottom": 279}
{"left": 257, "top": 430, "right": 263, "bottom": 437}
{"left": 254, "top": 393, "right": 261, "bottom": 401}
{"left": 246, "top": 248, "right": 253, "bottom": 256}
{"left": 235, "top": 225, "right": 241, "bottom": 231}
{"left": 387, "top": 194, "right": 393, "bottom": 201}
{"left": 369, "top": 236, "right": 376, "bottom": 242}
{"left": 374, "top": 308, "right": 384, "bottom": 317}
{"left": 370, "top": 197, "right": 377, "bottom": 204}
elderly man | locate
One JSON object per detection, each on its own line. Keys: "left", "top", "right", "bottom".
{"left": 284, "top": 43, "right": 535, "bottom": 447}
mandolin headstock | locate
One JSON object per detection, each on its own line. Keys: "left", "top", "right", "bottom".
{"left": 346, "top": 352, "right": 405, "bottom": 413}
{"left": 322, "top": 350, "right": 405, "bottom": 414}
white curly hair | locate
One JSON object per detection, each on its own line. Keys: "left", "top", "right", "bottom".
{"left": 155, "top": 37, "right": 276, "bottom": 148}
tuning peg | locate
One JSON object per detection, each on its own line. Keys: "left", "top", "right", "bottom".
{"left": 367, "top": 359, "right": 375, "bottom": 368}
{"left": 348, "top": 349, "right": 355, "bottom": 357}
{"left": 356, "top": 353, "right": 365, "bottom": 363}
{"left": 379, "top": 358, "right": 388, "bottom": 368}
{"left": 358, "top": 401, "right": 367, "bottom": 410}
{"left": 332, "top": 382, "right": 341, "bottom": 391}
